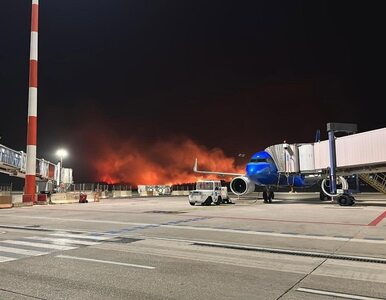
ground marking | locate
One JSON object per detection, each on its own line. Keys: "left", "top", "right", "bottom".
{"left": 0, "top": 213, "right": 369, "bottom": 227}
{"left": 48, "top": 233, "right": 113, "bottom": 240}
{"left": 0, "top": 215, "right": 156, "bottom": 226}
{"left": 24, "top": 236, "right": 99, "bottom": 246}
{"left": 159, "top": 225, "right": 386, "bottom": 244}
{"left": 297, "top": 287, "right": 384, "bottom": 300}
{"left": 0, "top": 245, "right": 47, "bottom": 256}
{"left": 129, "top": 235, "right": 386, "bottom": 263}
{"left": 368, "top": 210, "right": 386, "bottom": 226}
{"left": 1, "top": 240, "right": 76, "bottom": 251}
{"left": 56, "top": 255, "right": 155, "bottom": 270}
{"left": 0, "top": 218, "right": 384, "bottom": 244}
{"left": 0, "top": 256, "right": 17, "bottom": 263}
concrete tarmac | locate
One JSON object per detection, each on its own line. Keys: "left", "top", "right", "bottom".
{"left": 0, "top": 192, "right": 385, "bottom": 299}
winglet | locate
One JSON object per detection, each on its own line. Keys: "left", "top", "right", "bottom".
{"left": 193, "top": 158, "right": 198, "bottom": 172}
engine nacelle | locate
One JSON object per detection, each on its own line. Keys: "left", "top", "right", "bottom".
{"left": 230, "top": 176, "right": 255, "bottom": 196}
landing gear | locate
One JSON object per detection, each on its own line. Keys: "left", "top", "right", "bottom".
{"left": 215, "top": 197, "right": 222, "bottom": 205}
{"left": 263, "top": 191, "right": 274, "bottom": 203}
{"left": 263, "top": 191, "right": 268, "bottom": 203}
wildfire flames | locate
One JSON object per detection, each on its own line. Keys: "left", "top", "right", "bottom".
{"left": 88, "top": 136, "right": 245, "bottom": 185}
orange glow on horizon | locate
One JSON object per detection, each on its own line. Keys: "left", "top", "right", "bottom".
{"left": 89, "top": 136, "right": 245, "bottom": 186}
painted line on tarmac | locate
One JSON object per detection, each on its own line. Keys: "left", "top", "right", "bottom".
{"left": 0, "top": 220, "right": 384, "bottom": 244}
{"left": 0, "top": 240, "right": 76, "bottom": 251}
{"left": 296, "top": 287, "right": 384, "bottom": 300}
{"left": 128, "top": 235, "right": 386, "bottom": 264}
{"left": 100, "top": 218, "right": 211, "bottom": 235}
{"left": 24, "top": 236, "right": 100, "bottom": 246}
{"left": 160, "top": 225, "right": 386, "bottom": 244}
{"left": 0, "top": 255, "right": 17, "bottom": 263}
{"left": 0, "top": 215, "right": 156, "bottom": 227}
{"left": 182, "top": 214, "right": 368, "bottom": 226}
{"left": 0, "top": 213, "right": 368, "bottom": 227}
{"left": 56, "top": 255, "right": 155, "bottom": 269}
{"left": 49, "top": 233, "right": 114, "bottom": 241}
{"left": 368, "top": 210, "right": 386, "bottom": 226}
{"left": 0, "top": 245, "right": 48, "bottom": 256}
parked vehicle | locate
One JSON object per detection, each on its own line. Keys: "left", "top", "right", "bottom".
{"left": 188, "top": 180, "right": 231, "bottom": 206}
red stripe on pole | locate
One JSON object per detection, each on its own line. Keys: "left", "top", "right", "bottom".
{"left": 368, "top": 210, "right": 386, "bottom": 226}
{"left": 31, "top": 4, "right": 39, "bottom": 32}
{"left": 27, "top": 116, "right": 37, "bottom": 145}
{"left": 29, "top": 60, "right": 38, "bottom": 87}
{"left": 23, "top": 175, "right": 36, "bottom": 203}
{"left": 25, "top": 175, "right": 36, "bottom": 194}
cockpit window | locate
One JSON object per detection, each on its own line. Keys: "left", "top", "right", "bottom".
{"left": 249, "top": 158, "right": 267, "bottom": 163}
{"left": 249, "top": 158, "right": 274, "bottom": 164}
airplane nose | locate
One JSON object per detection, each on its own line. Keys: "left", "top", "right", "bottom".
{"left": 246, "top": 163, "right": 269, "bottom": 177}
{"left": 246, "top": 164, "right": 256, "bottom": 176}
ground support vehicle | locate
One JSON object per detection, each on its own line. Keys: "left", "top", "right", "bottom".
{"left": 188, "top": 181, "right": 231, "bottom": 206}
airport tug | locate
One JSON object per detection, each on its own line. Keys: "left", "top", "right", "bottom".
{"left": 188, "top": 180, "right": 231, "bottom": 206}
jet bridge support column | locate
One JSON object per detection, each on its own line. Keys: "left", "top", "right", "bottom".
{"left": 328, "top": 130, "right": 337, "bottom": 195}
{"left": 326, "top": 123, "right": 357, "bottom": 205}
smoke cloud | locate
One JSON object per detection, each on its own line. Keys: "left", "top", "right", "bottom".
{"left": 86, "top": 135, "right": 245, "bottom": 186}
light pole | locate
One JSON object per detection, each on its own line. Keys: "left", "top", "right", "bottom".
{"left": 56, "top": 149, "right": 68, "bottom": 191}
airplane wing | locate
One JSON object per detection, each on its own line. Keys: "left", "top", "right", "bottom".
{"left": 193, "top": 158, "right": 244, "bottom": 177}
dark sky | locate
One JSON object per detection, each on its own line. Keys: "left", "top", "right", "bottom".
{"left": 1, "top": 1, "right": 385, "bottom": 183}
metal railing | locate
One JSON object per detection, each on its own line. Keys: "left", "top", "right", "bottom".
{"left": 0, "top": 144, "right": 58, "bottom": 180}
{"left": 0, "top": 145, "right": 24, "bottom": 169}
{"left": 359, "top": 173, "right": 386, "bottom": 194}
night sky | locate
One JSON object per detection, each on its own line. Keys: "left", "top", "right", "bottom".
{"left": 1, "top": 1, "right": 385, "bottom": 185}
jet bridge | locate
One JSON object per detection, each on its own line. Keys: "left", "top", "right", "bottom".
{"left": 266, "top": 127, "right": 386, "bottom": 175}
{"left": 0, "top": 143, "right": 72, "bottom": 185}
{"left": 265, "top": 127, "right": 386, "bottom": 198}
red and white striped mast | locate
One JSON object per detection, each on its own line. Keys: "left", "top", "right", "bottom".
{"left": 23, "top": 0, "right": 39, "bottom": 204}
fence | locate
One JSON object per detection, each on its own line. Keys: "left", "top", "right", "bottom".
{"left": 0, "top": 183, "right": 12, "bottom": 208}
{"left": 171, "top": 183, "right": 195, "bottom": 192}
{"left": 0, "top": 183, "right": 12, "bottom": 193}
{"left": 67, "top": 183, "right": 131, "bottom": 192}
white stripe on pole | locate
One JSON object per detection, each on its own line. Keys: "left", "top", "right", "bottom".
{"left": 30, "top": 32, "right": 38, "bottom": 60}
{"left": 25, "top": 145, "right": 36, "bottom": 175}
{"left": 28, "top": 88, "right": 38, "bottom": 117}
{"left": 32, "top": 0, "right": 39, "bottom": 4}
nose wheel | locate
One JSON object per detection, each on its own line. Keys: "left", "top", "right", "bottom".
{"left": 263, "top": 191, "right": 274, "bottom": 203}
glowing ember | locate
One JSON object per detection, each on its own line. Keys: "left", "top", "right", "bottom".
{"left": 88, "top": 136, "right": 245, "bottom": 185}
